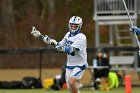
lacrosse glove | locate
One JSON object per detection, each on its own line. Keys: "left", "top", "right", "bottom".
{"left": 129, "top": 26, "right": 140, "bottom": 35}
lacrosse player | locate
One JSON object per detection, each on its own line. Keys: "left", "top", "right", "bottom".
{"left": 31, "top": 16, "right": 88, "bottom": 93}
{"left": 130, "top": 26, "right": 140, "bottom": 35}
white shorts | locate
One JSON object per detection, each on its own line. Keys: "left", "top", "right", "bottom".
{"left": 66, "top": 67, "right": 85, "bottom": 82}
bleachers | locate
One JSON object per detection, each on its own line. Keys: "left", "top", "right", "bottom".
{"left": 109, "top": 55, "right": 140, "bottom": 80}
{"left": 94, "top": 0, "right": 137, "bottom": 23}
{"left": 93, "top": 0, "right": 137, "bottom": 47}
{"left": 110, "top": 56, "right": 134, "bottom": 67}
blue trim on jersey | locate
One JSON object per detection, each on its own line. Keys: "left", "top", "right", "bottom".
{"left": 65, "top": 39, "right": 80, "bottom": 51}
{"left": 66, "top": 65, "right": 86, "bottom": 70}
{"left": 76, "top": 48, "right": 80, "bottom": 51}
{"left": 68, "top": 33, "right": 71, "bottom": 38}
{"left": 73, "top": 70, "right": 82, "bottom": 76}
{"left": 70, "top": 52, "right": 75, "bottom": 56}
{"left": 66, "top": 40, "right": 73, "bottom": 45}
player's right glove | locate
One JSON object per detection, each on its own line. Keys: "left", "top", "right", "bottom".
{"left": 55, "top": 45, "right": 75, "bottom": 56}
{"left": 129, "top": 26, "right": 140, "bottom": 35}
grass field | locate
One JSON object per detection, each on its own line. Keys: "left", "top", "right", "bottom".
{"left": 0, "top": 69, "right": 139, "bottom": 85}
{"left": 0, "top": 69, "right": 92, "bottom": 85}
{"left": 0, "top": 87, "right": 139, "bottom": 93}
{"left": 0, "top": 69, "right": 139, "bottom": 93}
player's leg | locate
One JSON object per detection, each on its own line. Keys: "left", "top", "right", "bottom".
{"left": 68, "top": 77, "right": 80, "bottom": 93}
{"left": 66, "top": 69, "right": 73, "bottom": 93}
{"left": 66, "top": 67, "right": 85, "bottom": 93}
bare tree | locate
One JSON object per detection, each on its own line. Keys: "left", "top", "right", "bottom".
{"left": 48, "top": 0, "right": 55, "bottom": 37}
{"left": 1, "top": 0, "right": 15, "bottom": 31}
{"left": 40, "top": 0, "right": 48, "bottom": 20}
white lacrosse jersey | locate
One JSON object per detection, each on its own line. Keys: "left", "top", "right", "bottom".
{"left": 59, "top": 32, "right": 88, "bottom": 67}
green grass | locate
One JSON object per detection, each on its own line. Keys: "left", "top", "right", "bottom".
{"left": 0, "top": 87, "right": 139, "bottom": 93}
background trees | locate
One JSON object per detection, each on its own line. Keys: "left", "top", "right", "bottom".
{"left": 0, "top": 0, "right": 94, "bottom": 48}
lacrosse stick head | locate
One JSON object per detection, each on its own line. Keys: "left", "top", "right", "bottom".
{"left": 32, "top": 26, "right": 36, "bottom": 31}
{"left": 31, "top": 26, "right": 41, "bottom": 38}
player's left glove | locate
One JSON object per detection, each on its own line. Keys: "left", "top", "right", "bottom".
{"left": 129, "top": 26, "right": 140, "bottom": 35}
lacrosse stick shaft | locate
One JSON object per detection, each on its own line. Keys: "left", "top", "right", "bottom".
{"left": 122, "top": 0, "right": 133, "bottom": 26}
{"left": 122, "top": 0, "right": 140, "bottom": 48}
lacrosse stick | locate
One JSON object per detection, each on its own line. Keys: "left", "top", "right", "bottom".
{"left": 122, "top": 0, "right": 140, "bottom": 48}
{"left": 31, "top": 26, "right": 57, "bottom": 47}
{"left": 32, "top": 26, "right": 36, "bottom": 32}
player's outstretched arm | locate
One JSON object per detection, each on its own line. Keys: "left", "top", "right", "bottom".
{"left": 31, "top": 26, "right": 58, "bottom": 47}
{"left": 129, "top": 26, "right": 140, "bottom": 35}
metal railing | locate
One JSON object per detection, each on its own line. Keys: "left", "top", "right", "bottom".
{"left": 95, "top": 0, "right": 135, "bottom": 15}
{"left": 94, "top": 0, "right": 137, "bottom": 20}
{"left": 0, "top": 47, "right": 139, "bottom": 79}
